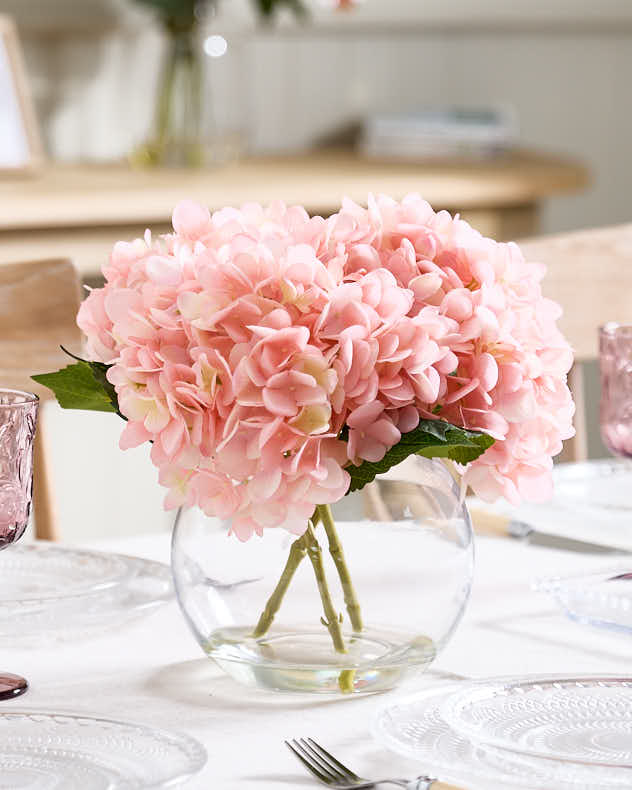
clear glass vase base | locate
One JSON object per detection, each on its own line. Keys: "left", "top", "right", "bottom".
{"left": 204, "top": 627, "right": 436, "bottom": 694}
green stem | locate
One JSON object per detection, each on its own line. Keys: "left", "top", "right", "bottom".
{"left": 251, "top": 510, "right": 355, "bottom": 691}
{"left": 337, "top": 668, "right": 355, "bottom": 694}
{"left": 303, "top": 522, "right": 346, "bottom": 654}
{"left": 252, "top": 533, "right": 308, "bottom": 639}
{"left": 317, "top": 504, "right": 364, "bottom": 633}
{"left": 251, "top": 509, "right": 322, "bottom": 639}
{"left": 184, "top": 45, "right": 204, "bottom": 166}
{"left": 154, "top": 36, "right": 179, "bottom": 156}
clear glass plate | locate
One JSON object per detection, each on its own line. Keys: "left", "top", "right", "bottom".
{"left": 0, "top": 548, "right": 173, "bottom": 641}
{"left": 552, "top": 459, "right": 632, "bottom": 515}
{"left": 0, "top": 544, "right": 135, "bottom": 603}
{"left": 536, "top": 570, "right": 632, "bottom": 634}
{"left": 441, "top": 676, "right": 632, "bottom": 767}
{"left": 0, "top": 710, "right": 206, "bottom": 789}
{"left": 373, "top": 683, "right": 632, "bottom": 789}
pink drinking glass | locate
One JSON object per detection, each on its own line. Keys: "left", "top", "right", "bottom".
{"left": 600, "top": 323, "right": 632, "bottom": 457}
{"left": 0, "top": 389, "right": 38, "bottom": 700}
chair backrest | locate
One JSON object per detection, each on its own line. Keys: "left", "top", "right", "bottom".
{"left": 520, "top": 224, "right": 632, "bottom": 460}
{"left": 0, "top": 257, "right": 83, "bottom": 392}
{"left": 0, "top": 258, "right": 82, "bottom": 540}
{"left": 521, "top": 224, "right": 632, "bottom": 362}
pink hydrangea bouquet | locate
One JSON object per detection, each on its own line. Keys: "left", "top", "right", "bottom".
{"left": 35, "top": 194, "right": 574, "bottom": 677}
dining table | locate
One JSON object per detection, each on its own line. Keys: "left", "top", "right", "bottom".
{"left": 9, "top": 500, "right": 632, "bottom": 790}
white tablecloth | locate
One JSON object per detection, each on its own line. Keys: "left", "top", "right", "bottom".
{"left": 7, "top": 521, "right": 632, "bottom": 790}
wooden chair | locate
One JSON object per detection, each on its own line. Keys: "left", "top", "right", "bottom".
{"left": 520, "top": 224, "right": 632, "bottom": 461}
{"left": 0, "top": 258, "right": 83, "bottom": 541}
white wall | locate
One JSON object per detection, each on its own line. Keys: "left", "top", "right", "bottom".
{"left": 244, "top": 29, "right": 631, "bottom": 234}
{"left": 40, "top": 401, "right": 172, "bottom": 541}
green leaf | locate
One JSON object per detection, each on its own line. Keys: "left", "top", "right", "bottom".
{"left": 345, "top": 419, "right": 495, "bottom": 494}
{"left": 32, "top": 362, "right": 117, "bottom": 414}
{"left": 85, "top": 361, "right": 124, "bottom": 418}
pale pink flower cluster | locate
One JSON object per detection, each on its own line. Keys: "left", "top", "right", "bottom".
{"left": 78, "top": 195, "right": 574, "bottom": 539}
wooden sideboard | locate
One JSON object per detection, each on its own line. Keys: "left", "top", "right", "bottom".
{"left": 0, "top": 148, "right": 588, "bottom": 279}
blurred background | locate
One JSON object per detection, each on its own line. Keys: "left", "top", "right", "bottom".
{"left": 3, "top": 0, "right": 631, "bottom": 229}
{"left": 1, "top": 0, "right": 630, "bottom": 540}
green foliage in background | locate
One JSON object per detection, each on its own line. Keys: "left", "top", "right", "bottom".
{"left": 133, "top": 0, "right": 306, "bottom": 31}
{"left": 253, "top": 0, "right": 307, "bottom": 20}
{"left": 134, "top": 0, "right": 202, "bottom": 32}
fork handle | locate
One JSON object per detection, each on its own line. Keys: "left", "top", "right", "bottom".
{"left": 379, "top": 779, "right": 466, "bottom": 790}
{"left": 468, "top": 507, "right": 514, "bottom": 538}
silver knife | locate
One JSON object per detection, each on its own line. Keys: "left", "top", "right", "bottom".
{"left": 469, "top": 507, "right": 629, "bottom": 555}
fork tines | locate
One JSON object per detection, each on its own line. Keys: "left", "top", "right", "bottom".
{"left": 285, "top": 737, "right": 361, "bottom": 786}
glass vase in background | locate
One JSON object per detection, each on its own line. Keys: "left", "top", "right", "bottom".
{"left": 0, "top": 390, "right": 38, "bottom": 701}
{"left": 132, "top": 0, "right": 246, "bottom": 169}
{"left": 171, "top": 456, "right": 474, "bottom": 695}
{"left": 600, "top": 323, "right": 632, "bottom": 457}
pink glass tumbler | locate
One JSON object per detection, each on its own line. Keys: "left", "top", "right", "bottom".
{"left": 600, "top": 323, "right": 632, "bottom": 457}
{"left": 0, "top": 389, "right": 38, "bottom": 700}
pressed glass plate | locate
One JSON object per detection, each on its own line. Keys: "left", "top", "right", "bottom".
{"left": 373, "top": 684, "right": 632, "bottom": 790}
{"left": 0, "top": 546, "right": 173, "bottom": 641}
{"left": 552, "top": 459, "right": 632, "bottom": 515}
{"left": 441, "top": 676, "right": 632, "bottom": 768}
{"left": 536, "top": 570, "right": 632, "bottom": 634}
{"left": 0, "top": 544, "right": 134, "bottom": 603}
{"left": 0, "top": 710, "right": 206, "bottom": 789}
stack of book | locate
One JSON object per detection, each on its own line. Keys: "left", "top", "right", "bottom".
{"left": 360, "top": 107, "right": 518, "bottom": 161}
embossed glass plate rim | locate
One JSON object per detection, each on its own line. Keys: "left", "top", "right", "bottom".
{"left": 440, "top": 674, "right": 632, "bottom": 769}
{"left": 0, "top": 556, "right": 173, "bottom": 641}
{"left": 0, "top": 709, "right": 207, "bottom": 788}
{"left": 554, "top": 458, "right": 632, "bottom": 483}
{"left": 535, "top": 570, "right": 632, "bottom": 634}
{"left": 372, "top": 683, "right": 587, "bottom": 790}
{"left": 552, "top": 459, "right": 632, "bottom": 513}
{"left": 0, "top": 544, "right": 160, "bottom": 604}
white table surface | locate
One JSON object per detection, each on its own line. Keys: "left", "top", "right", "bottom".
{"left": 7, "top": 514, "right": 632, "bottom": 790}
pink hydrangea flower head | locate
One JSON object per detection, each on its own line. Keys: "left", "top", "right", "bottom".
{"left": 79, "top": 196, "right": 574, "bottom": 539}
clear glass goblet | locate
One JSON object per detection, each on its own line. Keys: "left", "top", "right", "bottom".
{"left": 0, "top": 389, "right": 38, "bottom": 700}
{"left": 599, "top": 324, "right": 632, "bottom": 457}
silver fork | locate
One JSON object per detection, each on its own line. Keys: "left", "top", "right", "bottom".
{"left": 285, "top": 737, "right": 465, "bottom": 790}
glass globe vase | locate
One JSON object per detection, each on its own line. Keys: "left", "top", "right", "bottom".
{"left": 171, "top": 456, "right": 474, "bottom": 695}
